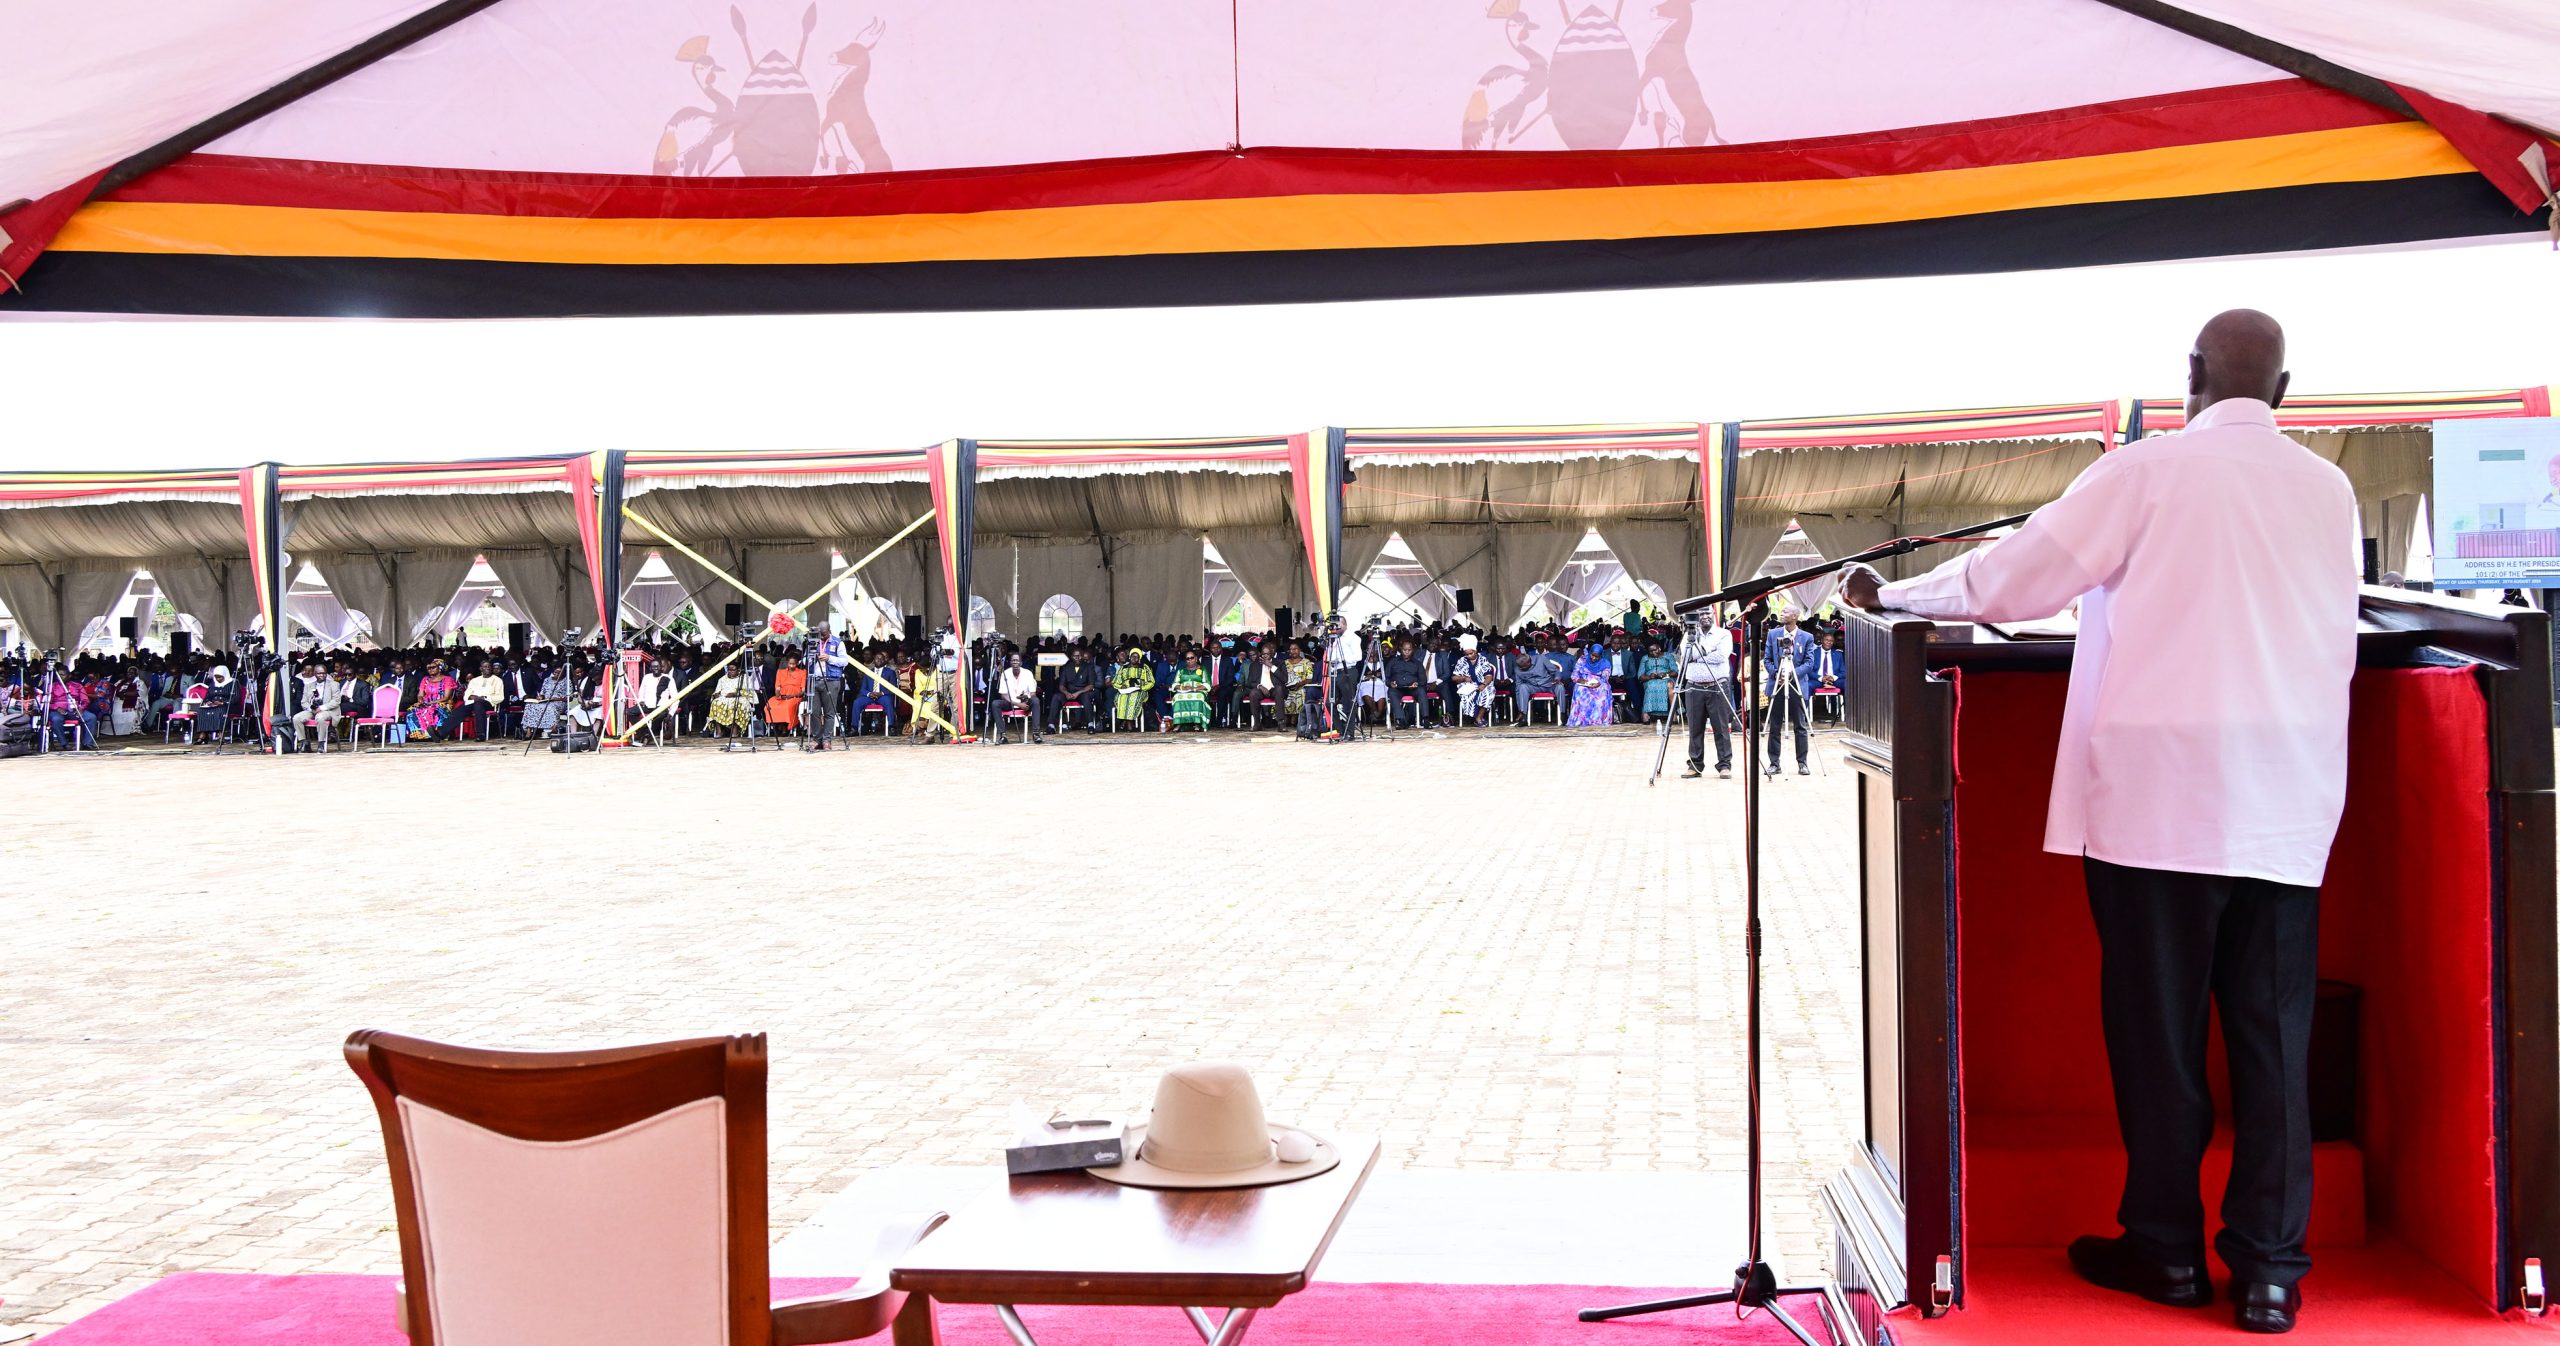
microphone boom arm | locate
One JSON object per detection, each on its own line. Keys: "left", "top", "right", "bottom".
{"left": 1672, "top": 511, "right": 2032, "bottom": 616}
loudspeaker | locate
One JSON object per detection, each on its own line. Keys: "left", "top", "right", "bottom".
{"left": 171, "top": 631, "right": 193, "bottom": 660}
{"left": 118, "top": 616, "right": 138, "bottom": 643}
{"left": 1455, "top": 587, "right": 1475, "bottom": 615}
{"left": 724, "top": 603, "right": 746, "bottom": 628}
{"left": 550, "top": 730, "right": 598, "bottom": 754}
{"left": 507, "top": 623, "right": 530, "bottom": 658}
{"left": 1274, "top": 606, "right": 1294, "bottom": 641}
{"left": 904, "top": 613, "right": 926, "bottom": 646}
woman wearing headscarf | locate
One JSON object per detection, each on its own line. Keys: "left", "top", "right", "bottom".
{"left": 1112, "top": 647, "right": 1155, "bottom": 729}
{"left": 1567, "top": 643, "right": 1614, "bottom": 727}
{"left": 1638, "top": 638, "right": 1675, "bottom": 722}
{"left": 522, "top": 658, "right": 568, "bottom": 737}
{"left": 1169, "top": 650, "right": 1212, "bottom": 731}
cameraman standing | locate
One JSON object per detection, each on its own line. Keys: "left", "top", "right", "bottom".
{"left": 1325, "top": 616, "right": 1362, "bottom": 736}
{"left": 1679, "top": 612, "right": 1736, "bottom": 779}
{"left": 805, "top": 622, "right": 850, "bottom": 750}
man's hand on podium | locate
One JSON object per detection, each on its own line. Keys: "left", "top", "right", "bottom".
{"left": 1840, "top": 563, "right": 1886, "bottom": 613}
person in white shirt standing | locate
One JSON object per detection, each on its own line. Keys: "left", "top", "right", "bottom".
{"left": 1842, "top": 311, "right": 2357, "bottom": 1336}
{"left": 1677, "top": 610, "right": 1736, "bottom": 778}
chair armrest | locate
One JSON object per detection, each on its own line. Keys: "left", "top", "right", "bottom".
{"left": 769, "top": 1209, "right": 948, "bottom": 1346}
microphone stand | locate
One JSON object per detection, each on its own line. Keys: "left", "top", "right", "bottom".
{"left": 1580, "top": 511, "right": 2028, "bottom": 1345}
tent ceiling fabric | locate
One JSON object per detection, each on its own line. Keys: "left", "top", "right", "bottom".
{"left": 0, "top": 500, "right": 244, "bottom": 566}
{"left": 977, "top": 473, "right": 1292, "bottom": 539}
{"left": 1345, "top": 458, "right": 1701, "bottom": 531}
{"left": 6, "top": 2, "right": 2549, "bottom": 314}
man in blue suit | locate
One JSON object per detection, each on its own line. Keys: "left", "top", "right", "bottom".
{"left": 1762, "top": 610, "right": 1817, "bottom": 775}
{"left": 1809, "top": 629, "right": 1847, "bottom": 723}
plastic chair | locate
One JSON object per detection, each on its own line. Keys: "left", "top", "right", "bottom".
{"left": 352, "top": 685, "right": 403, "bottom": 750}
{"left": 163, "top": 683, "right": 208, "bottom": 743}
{"left": 859, "top": 702, "right": 890, "bottom": 737}
{"left": 1529, "top": 691, "right": 1560, "bottom": 725}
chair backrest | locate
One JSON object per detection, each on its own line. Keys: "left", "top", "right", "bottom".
{"left": 181, "top": 683, "right": 207, "bottom": 707}
{"left": 345, "top": 1031, "right": 770, "bottom": 1346}
{"left": 370, "top": 686, "right": 404, "bottom": 719}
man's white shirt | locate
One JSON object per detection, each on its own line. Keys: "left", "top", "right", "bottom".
{"left": 1877, "top": 398, "right": 2360, "bottom": 886}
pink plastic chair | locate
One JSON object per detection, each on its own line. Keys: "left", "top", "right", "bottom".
{"left": 352, "top": 685, "right": 403, "bottom": 750}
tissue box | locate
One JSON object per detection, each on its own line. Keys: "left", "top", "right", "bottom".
{"left": 1006, "top": 1118, "right": 1127, "bottom": 1175}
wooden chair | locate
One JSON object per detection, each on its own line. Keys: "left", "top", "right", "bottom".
{"left": 345, "top": 1030, "right": 943, "bottom": 1346}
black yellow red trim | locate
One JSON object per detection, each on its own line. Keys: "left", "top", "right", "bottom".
{"left": 3, "top": 80, "right": 2545, "bottom": 319}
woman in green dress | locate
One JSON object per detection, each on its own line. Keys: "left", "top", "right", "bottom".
{"left": 1169, "top": 651, "right": 1212, "bottom": 730}
{"left": 1638, "top": 638, "right": 1676, "bottom": 722}
{"left": 1112, "top": 648, "right": 1155, "bottom": 728}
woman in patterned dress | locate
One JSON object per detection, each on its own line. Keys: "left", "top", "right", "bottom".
{"left": 1169, "top": 651, "right": 1212, "bottom": 731}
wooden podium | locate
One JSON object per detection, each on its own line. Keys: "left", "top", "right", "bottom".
{"left": 1822, "top": 589, "right": 2559, "bottom": 1344}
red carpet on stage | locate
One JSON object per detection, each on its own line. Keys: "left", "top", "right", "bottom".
{"left": 34, "top": 1274, "right": 1818, "bottom": 1344}
{"left": 1904, "top": 667, "right": 2553, "bottom": 1343}
{"left": 1893, "top": 1242, "right": 2555, "bottom": 1343}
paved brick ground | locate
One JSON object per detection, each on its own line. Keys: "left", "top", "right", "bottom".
{"left": 0, "top": 726, "right": 1867, "bottom": 1333}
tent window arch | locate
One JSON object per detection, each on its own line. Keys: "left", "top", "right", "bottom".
{"left": 967, "top": 595, "right": 996, "bottom": 640}
{"left": 1039, "top": 595, "right": 1083, "bottom": 638}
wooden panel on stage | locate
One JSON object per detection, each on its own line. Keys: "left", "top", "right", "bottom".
{"left": 1821, "top": 589, "right": 2558, "bottom": 1344}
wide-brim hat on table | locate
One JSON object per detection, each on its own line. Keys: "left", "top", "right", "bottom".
{"left": 1089, "top": 1062, "right": 1339, "bottom": 1189}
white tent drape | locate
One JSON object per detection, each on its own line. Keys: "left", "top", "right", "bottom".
{"left": 1338, "top": 527, "right": 1392, "bottom": 612}
{"left": 286, "top": 586, "right": 362, "bottom": 646}
{"left": 308, "top": 555, "right": 389, "bottom": 645}
{"left": 145, "top": 556, "right": 255, "bottom": 651}
{"left": 982, "top": 538, "right": 1109, "bottom": 635}
{"left": 742, "top": 545, "right": 830, "bottom": 617}
{"left": 1202, "top": 573, "right": 1250, "bottom": 628}
{"left": 0, "top": 564, "right": 62, "bottom": 652}
{"left": 1494, "top": 526, "right": 1584, "bottom": 631}
{"left": 482, "top": 549, "right": 573, "bottom": 643}
{"left": 1792, "top": 514, "right": 1900, "bottom": 566}
{"left": 62, "top": 568, "right": 138, "bottom": 650}
{"left": 1400, "top": 528, "right": 1499, "bottom": 624}
{"left": 391, "top": 553, "right": 478, "bottom": 645}
{"left": 650, "top": 543, "right": 745, "bottom": 634}
{"left": 1106, "top": 534, "right": 1208, "bottom": 638}
{"left": 1599, "top": 522, "right": 1703, "bottom": 607}
{"left": 1209, "top": 527, "right": 1313, "bottom": 618}
{"left": 1726, "top": 517, "right": 1793, "bottom": 586}
{"left": 1553, "top": 559, "right": 1627, "bottom": 611}
{"left": 2375, "top": 494, "right": 2425, "bottom": 581}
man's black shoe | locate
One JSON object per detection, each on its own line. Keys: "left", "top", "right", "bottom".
{"left": 2233, "top": 1282, "right": 2298, "bottom": 1334}
{"left": 1798, "top": 764, "right": 1812, "bottom": 775}
{"left": 2066, "top": 1235, "right": 2209, "bottom": 1308}
{"left": 1680, "top": 766, "right": 1703, "bottom": 779}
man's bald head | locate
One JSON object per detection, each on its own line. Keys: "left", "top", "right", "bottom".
{"left": 2185, "top": 309, "right": 2289, "bottom": 420}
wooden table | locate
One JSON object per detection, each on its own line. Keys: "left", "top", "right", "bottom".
{"left": 891, "top": 1135, "right": 1379, "bottom": 1346}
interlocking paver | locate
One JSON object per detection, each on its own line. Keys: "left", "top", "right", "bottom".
{"left": 0, "top": 729, "right": 1868, "bottom": 1331}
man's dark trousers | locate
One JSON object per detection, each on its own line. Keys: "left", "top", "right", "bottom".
{"left": 809, "top": 676, "right": 845, "bottom": 743}
{"left": 1763, "top": 683, "right": 1809, "bottom": 771}
{"left": 1684, "top": 682, "right": 1734, "bottom": 772}
{"left": 2084, "top": 855, "right": 2318, "bottom": 1289}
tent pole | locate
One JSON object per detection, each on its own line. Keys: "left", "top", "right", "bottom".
{"left": 90, "top": 0, "right": 524, "bottom": 199}
{"left": 2081, "top": 0, "right": 2414, "bottom": 116}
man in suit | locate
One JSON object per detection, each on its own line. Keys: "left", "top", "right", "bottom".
{"left": 1762, "top": 611, "right": 1816, "bottom": 776}
{"left": 1384, "top": 637, "right": 1426, "bottom": 727}
{"left": 1809, "top": 630, "right": 1847, "bottom": 723}
{"left": 1513, "top": 637, "right": 1566, "bottom": 722}
{"left": 1843, "top": 311, "right": 2356, "bottom": 1334}
{"left": 1420, "top": 635, "right": 1460, "bottom": 726}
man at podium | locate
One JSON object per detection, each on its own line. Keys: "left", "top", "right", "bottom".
{"left": 1842, "top": 310, "right": 2361, "bottom": 1335}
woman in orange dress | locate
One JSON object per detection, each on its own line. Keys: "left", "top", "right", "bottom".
{"left": 766, "top": 652, "right": 808, "bottom": 733}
